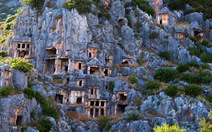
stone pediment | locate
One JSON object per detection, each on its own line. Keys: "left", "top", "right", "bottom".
{"left": 87, "top": 57, "right": 103, "bottom": 66}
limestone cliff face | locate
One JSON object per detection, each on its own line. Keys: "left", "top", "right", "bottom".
{"left": 3, "top": 0, "right": 212, "bottom": 131}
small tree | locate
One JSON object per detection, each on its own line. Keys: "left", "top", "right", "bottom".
{"left": 158, "top": 51, "right": 171, "bottom": 61}
{"left": 128, "top": 75, "right": 138, "bottom": 84}
{"left": 36, "top": 118, "right": 52, "bottom": 132}
{"left": 9, "top": 58, "right": 33, "bottom": 73}
{"left": 184, "top": 84, "right": 202, "bottom": 97}
{"left": 145, "top": 80, "right": 160, "bottom": 90}
{"left": 154, "top": 123, "right": 187, "bottom": 132}
{"left": 153, "top": 68, "right": 178, "bottom": 82}
{"left": 0, "top": 50, "right": 7, "bottom": 57}
{"left": 199, "top": 110, "right": 212, "bottom": 132}
{"left": 164, "top": 85, "right": 178, "bottom": 97}
{"left": 123, "top": 110, "right": 140, "bottom": 122}
{"left": 98, "top": 116, "right": 111, "bottom": 131}
{"left": 21, "top": 0, "right": 45, "bottom": 11}
{"left": 62, "top": 0, "right": 92, "bottom": 14}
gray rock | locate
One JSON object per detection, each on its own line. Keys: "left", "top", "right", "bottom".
{"left": 185, "top": 12, "right": 204, "bottom": 25}
{"left": 12, "top": 68, "right": 28, "bottom": 89}
{"left": 129, "top": 120, "right": 151, "bottom": 132}
{"left": 26, "top": 127, "right": 39, "bottom": 132}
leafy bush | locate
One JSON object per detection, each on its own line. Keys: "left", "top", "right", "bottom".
{"left": 62, "top": 0, "right": 92, "bottom": 14}
{"left": 200, "top": 53, "right": 212, "bottom": 63}
{"left": 34, "top": 92, "right": 59, "bottom": 120}
{"left": 158, "top": 51, "right": 171, "bottom": 61}
{"left": 131, "top": 0, "right": 154, "bottom": 16}
{"left": 164, "top": 85, "right": 178, "bottom": 97}
{"left": 98, "top": 116, "right": 111, "bottom": 131}
{"left": 24, "top": 88, "right": 59, "bottom": 120}
{"left": 153, "top": 68, "right": 178, "bottom": 82}
{"left": 145, "top": 80, "right": 160, "bottom": 90}
{"left": 149, "top": 32, "right": 158, "bottom": 39}
{"left": 21, "top": 0, "right": 45, "bottom": 11}
{"left": 9, "top": 58, "right": 33, "bottom": 73}
{"left": 123, "top": 110, "right": 140, "bottom": 122}
{"left": 177, "top": 61, "right": 199, "bottom": 73}
{"left": 181, "top": 73, "right": 201, "bottom": 84}
{"left": 0, "top": 50, "right": 7, "bottom": 57}
{"left": 137, "top": 57, "right": 143, "bottom": 65}
{"left": 184, "top": 84, "right": 202, "bottom": 97}
{"left": 200, "top": 72, "right": 212, "bottom": 84}
{"left": 201, "top": 40, "right": 212, "bottom": 47}
{"left": 0, "top": 85, "right": 14, "bottom": 96}
{"left": 189, "top": 36, "right": 198, "bottom": 43}
{"left": 36, "top": 118, "right": 52, "bottom": 132}
{"left": 205, "top": 95, "right": 212, "bottom": 103}
{"left": 199, "top": 110, "right": 212, "bottom": 132}
{"left": 154, "top": 123, "right": 186, "bottom": 132}
{"left": 187, "top": 61, "right": 199, "bottom": 68}
{"left": 23, "top": 88, "right": 35, "bottom": 99}
{"left": 128, "top": 75, "right": 138, "bottom": 84}
{"left": 108, "top": 81, "right": 114, "bottom": 92}
{"left": 200, "top": 63, "right": 210, "bottom": 70}
{"left": 177, "top": 63, "right": 190, "bottom": 73}
{"left": 188, "top": 45, "right": 203, "bottom": 57}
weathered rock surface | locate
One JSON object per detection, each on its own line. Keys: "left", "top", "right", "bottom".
{"left": 0, "top": 94, "right": 38, "bottom": 132}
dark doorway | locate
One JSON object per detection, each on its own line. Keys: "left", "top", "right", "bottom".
{"left": 55, "top": 94, "right": 63, "bottom": 103}
{"left": 16, "top": 116, "right": 22, "bottom": 125}
{"left": 76, "top": 97, "right": 82, "bottom": 104}
{"left": 117, "top": 105, "right": 127, "bottom": 113}
{"left": 95, "top": 108, "right": 99, "bottom": 117}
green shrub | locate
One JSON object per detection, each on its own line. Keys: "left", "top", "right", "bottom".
{"left": 28, "top": 81, "right": 34, "bottom": 88}
{"left": 9, "top": 58, "right": 33, "bottom": 73}
{"left": 154, "top": 123, "right": 186, "bottom": 132}
{"left": 145, "top": 80, "right": 160, "bottom": 90}
{"left": 177, "top": 63, "right": 190, "bottom": 73}
{"left": 131, "top": 0, "right": 154, "bottom": 16}
{"left": 189, "top": 36, "right": 198, "bottom": 43}
{"left": 128, "top": 75, "right": 138, "bottom": 84}
{"left": 205, "top": 95, "right": 212, "bottom": 103}
{"left": 184, "top": 84, "right": 202, "bottom": 97}
{"left": 123, "top": 110, "right": 140, "bottom": 122}
{"left": 21, "top": 0, "right": 45, "bottom": 11}
{"left": 36, "top": 118, "right": 52, "bottom": 132}
{"left": 34, "top": 92, "right": 59, "bottom": 120}
{"left": 188, "top": 46, "right": 203, "bottom": 57}
{"left": 181, "top": 73, "right": 201, "bottom": 84}
{"left": 164, "top": 85, "right": 178, "bottom": 97}
{"left": 153, "top": 68, "right": 178, "bottom": 82}
{"left": 200, "top": 72, "right": 212, "bottom": 84}
{"left": 200, "top": 63, "right": 210, "bottom": 70}
{"left": 200, "top": 53, "right": 212, "bottom": 63}
{"left": 137, "top": 57, "right": 143, "bottom": 65}
{"left": 24, "top": 90, "right": 59, "bottom": 120}
{"left": 108, "top": 81, "right": 114, "bottom": 92}
{"left": 23, "top": 88, "right": 35, "bottom": 99}
{"left": 149, "top": 32, "right": 158, "bottom": 39}
{"left": 158, "top": 51, "right": 171, "bottom": 61}
{"left": 187, "top": 61, "right": 199, "bottom": 68}
{"left": 0, "top": 50, "right": 7, "bottom": 57}
{"left": 201, "top": 40, "right": 212, "bottom": 47}
{"left": 0, "top": 85, "right": 14, "bottom": 96}
{"left": 98, "top": 116, "right": 111, "bottom": 131}
{"left": 199, "top": 110, "right": 212, "bottom": 132}
{"left": 177, "top": 61, "right": 199, "bottom": 73}
{"left": 62, "top": 0, "right": 92, "bottom": 14}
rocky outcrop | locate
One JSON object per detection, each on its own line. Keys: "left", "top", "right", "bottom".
{"left": 0, "top": 94, "right": 38, "bottom": 132}
{"left": 2, "top": 0, "right": 212, "bottom": 131}
{"left": 140, "top": 92, "right": 209, "bottom": 131}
